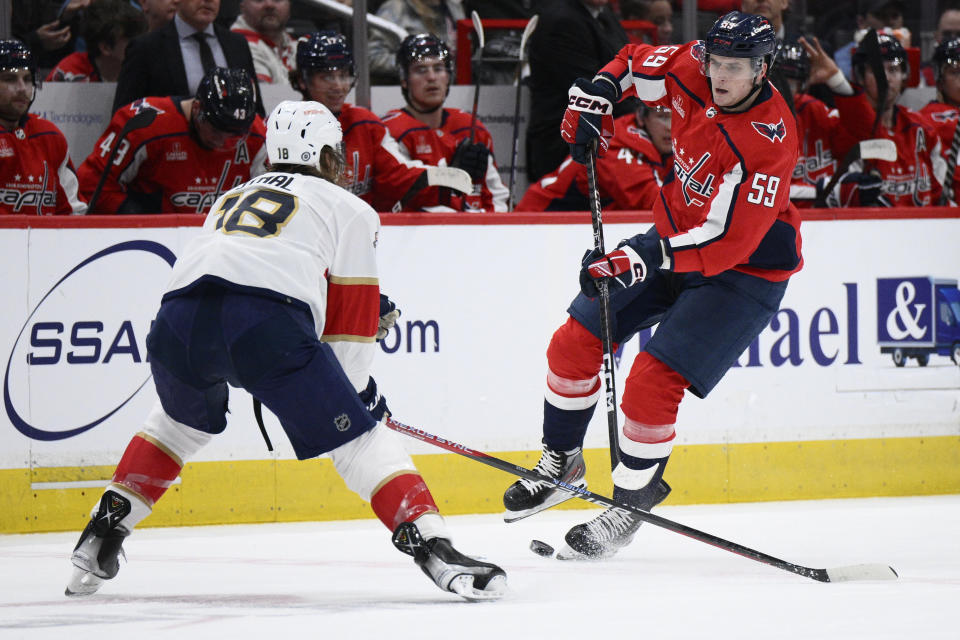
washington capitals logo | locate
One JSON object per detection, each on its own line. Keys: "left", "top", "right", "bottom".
{"left": 129, "top": 98, "right": 163, "bottom": 116}
{"left": 752, "top": 118, "right": 786, "bottom": 142}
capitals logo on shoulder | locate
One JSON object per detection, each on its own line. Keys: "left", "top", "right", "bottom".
{"left": 752, "top": 118, "right": 786, "bottom": 142}
{"left": 130, "top": 98, "right": 163, "bottom": 116}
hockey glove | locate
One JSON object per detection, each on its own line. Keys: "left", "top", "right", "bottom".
{"left": 561, "top": 77, "right": 617, "bottom": 164}
{"left": 579, "top": 229, "right": 670, "bottom": 298}
{"left": 451, "top": 139, "right": 491, "bottom": 183}
{"left": 377, "top": 293, "right": 401, "bottom": 341}
{"left": 816, "top": 171, "right": 886, "bottom": 208}
{"left": 359, "top": 376, "right": 390, "bottom": 422}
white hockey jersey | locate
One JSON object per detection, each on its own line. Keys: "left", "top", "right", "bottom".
{"left": 164, "top": 171, "right": 381, "bottom": 389}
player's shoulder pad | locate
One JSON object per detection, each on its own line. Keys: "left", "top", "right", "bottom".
{"left": 23, "top": 113, "right": 67, "bottom": 137}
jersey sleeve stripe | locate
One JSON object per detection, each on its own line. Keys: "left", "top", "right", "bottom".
{"left": 328, "top": 275, "right": 379, "bottom": 286}
{"left": 320, "top": 334, "right": 376, "bottom": 344}
{"left": 325, "top": 281, "right": 378, "bottom": 340}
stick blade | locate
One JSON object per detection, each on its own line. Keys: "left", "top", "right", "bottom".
{"left": 825, "top": 564, "right": 899, "bottom": 582}
{"left": 471, "top": 10, "right": 485, "bottom": 49}
{"left": 520, "top": 15, "right": 539, "bottom": 53}
{"left": 858, "top": 138, "right": 897, "bottom": 162}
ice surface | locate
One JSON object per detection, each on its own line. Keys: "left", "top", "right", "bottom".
{"left": 2, "top": 496, "right": 958, "bottom": 639}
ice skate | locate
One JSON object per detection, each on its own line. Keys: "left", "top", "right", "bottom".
{"left": 502, "top": 442, "right": 586, "bottom": 523}
{"left": 392, "top": 522, "right": 507, "bottom": 601}
{"left": 65, "top": 490, "right": 132, "bottom": 596}
{"left": 558, "top": 480, "right": 670, "bottom": 560}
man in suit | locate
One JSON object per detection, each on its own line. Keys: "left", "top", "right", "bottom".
{"left": 114, "top": 0, "right": 264, "bottom": 115}
{"left": 526, "top": 0, "right": 628, "bottom": 182}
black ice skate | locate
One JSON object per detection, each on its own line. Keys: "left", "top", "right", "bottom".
{"left": 65, "top": 490, "right": 132, "bottom": 596}
{"left": 502, "top": 442, "right": 586, "bottom": 523}
{"left": 558, "top": 480, "right": 671, "bottom": 561}
{"left": 392, "top": 522, "right": 507, "bottom": 601}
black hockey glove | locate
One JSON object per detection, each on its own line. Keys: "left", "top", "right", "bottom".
{"left": 579, "top": 228, "right": 670, "bottom": 298}
{"left": 359, "top": 376, "right": 390, "bottom": 422}
{"left": 816, "top": 171, "right": 886, "bottom": 208}
{"left": 451, "top": 139, "right": 490, "bottom": 183}
{"left": 377, "top": 293, "right": 401, "bottom": 341}
{"left": 561, "top": 77, "right": 617, "bottom": 164}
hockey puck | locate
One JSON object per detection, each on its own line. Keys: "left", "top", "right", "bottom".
{"left": 530, "top": 539, "right": 555, "bottom": 557}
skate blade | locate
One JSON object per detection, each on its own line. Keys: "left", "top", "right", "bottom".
{"left": 448, "top": 574, "right": 508, "bottom": 601}
{"left": 555, "top": 543, "right": 618, "bottom": 561}
{"left": 503, "top": 481, "right": 587, "bottom": 523}
{"left": 64, "top": 567, "right": 105, "bottom": 597}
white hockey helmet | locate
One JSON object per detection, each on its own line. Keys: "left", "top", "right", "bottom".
{"left": 266, "top": 100, "right": 342, "bottom": 169}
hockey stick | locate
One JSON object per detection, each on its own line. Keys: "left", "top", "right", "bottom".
{"left": 467, "top": 10, "right": 485, "bottom": 145}
{"left": 585, "top": 139, "right": 620, "bottom": 472}
{"left": 939, "top": 117, "right": 960, "bottom": 204}
{"left": 813, "top": 138, "right": 897, "bottom": 207}
{"left": 384, "top": 416, "right": 898, "bottom": 583}
{"left": 86, "top": 108, "right": 158, "bottom": 213}
{"left": 859, "top": 28, "right": 888, "bottom": 138}
{"left": 508, "top": 15, "right": 539, "bottom": 211}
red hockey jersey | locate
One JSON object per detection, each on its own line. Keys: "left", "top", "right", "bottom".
{"left": 338, "top": 104, "right": 428, "bottom": 212}
{"left": 833, "top": 90, "right": 944, "bottom": 207}
{"left": 518, "top": 112, "right": 670, "bottom": 211}
{"left": 77, "top": 97, "right": 267, "bottom": 214}
{"left": 597, "top": 42, "right": 802, "bottom": 281}
{"left": 46, "top": 51, "right": 100, "bottom": 82}
{"left": 0, "top": 114, "right": 86, "bottom": 215}
{"left": 919, "top": 100, "right": 959, "bottom": 201}
{"left": 381, "top": 107, "right": 509, "bottom": 212}
{"left": 790, "top": 92, "right": 851, "bottom": 206}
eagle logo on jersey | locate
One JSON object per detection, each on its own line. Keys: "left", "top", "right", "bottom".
{"left": 752, "top": 119, "right": 786, "bottom": 142}
{"left": 130, "top": 98, "right": 163, "bottom": 116}
{"left": 930, "top": 110, "right": 959, "bottom": 123}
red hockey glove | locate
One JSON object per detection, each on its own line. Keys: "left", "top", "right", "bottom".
{"left": 561, "top": 78, "right": 617, "bottom": 164}
{"left": 579, "top": 229, "right": 670, "bottom": 298}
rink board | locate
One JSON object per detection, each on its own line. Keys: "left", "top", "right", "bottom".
{"left": 0, "top": 210, "right": 958, "bottom": 533}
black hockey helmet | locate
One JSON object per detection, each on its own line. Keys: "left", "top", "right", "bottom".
{"left": 195, "top": 67, "right": 257, "bottom": 134}
{"left": 0, "top": 38, "right": 40, "bottom": 88}
{"left": 396, "top": 33, "right": 452, "bottom": 81}
{"left": 704, "top": 11, "right": 778, "bottom": 71}
{"left": 296, "top": 31, "right": 355, "bottom": 76}
{"left": 776, "top": 42, "right": 810, "bottom": 81}
{"left": 933, "top": 37, "right": 960, "bottom": 81}
{"left": 852, "top": 32, "right": 908, "bottom": 77}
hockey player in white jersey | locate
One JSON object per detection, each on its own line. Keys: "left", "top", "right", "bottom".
{"left": 65, "top": 100, "right": 507, "bottom": 602}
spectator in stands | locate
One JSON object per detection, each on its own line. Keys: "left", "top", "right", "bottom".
{"left": 231, "top": 0, "right": 297, "bottom": 86}
{"left": 776, "top": 41, "right": 851, "bottom": 207}
{"left": 290, "top": 31, "right": 473, "bottom": 211}
{"left": 526, "top": 0, "right": 627, "bottom": 182}
{"left": 382, "top": 34, "right": 508, "bottom": 212}
{"left": 517, "top": 102, "right": 671, "bottom": 211}
{"left": 920, "top": 38, "right": 960, "bottom": 204}
{"left": 78, "top": 67, "right": 266, "bottom": 214}
{"left": 136, "top": 0, "right": 181, "bottom": 32}
{"left": 741, "top": 0, "right": 797, "bottom": 42}
{"left": 834, "top": 1, "right": 909, "bottom": 81}
{"left": 368, "top": 0, "right": 465, "bottom": 84}
{"left": 0, "top": 39, "right": 86, "bottom": 215}
{"left": 113, "top": 0, "right": 264, "bottom": 115}
{"left": 620, "top": 0, "right": 674, "bottom": 45}
{"left": 12, "top": 0, "right": 90, "bottom": 75}
{"left": 802, "top": 33, "right": 945, "bottom": 207}
{"left": 47, "top": 0, "right": 148, "bottom": 82}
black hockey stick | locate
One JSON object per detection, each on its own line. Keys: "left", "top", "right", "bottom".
{"left": 384, "top": 416, "right": 898, "bottom": 583}
{"left": 814, "top": 138, "right": 896, "bottom": 207}
{"left": 86, "top": 108, "right": 158, "bottom": 213}
{"left": 467, "top": 10, "right": 485, "bottom": 145}
{"left": 939, "top": 117, "right": 960, "bottom": 204}
{"left": 859, "top": 28, "right": 888, "bottom": 138}
{"left": 508, "top": 15, "right": 539, "bottom": 210}
{"left": 585, "top": 139, "right": 620, "bottom": 472}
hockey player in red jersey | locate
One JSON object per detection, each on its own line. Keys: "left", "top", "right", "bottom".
{"left": 775, "top": 42, "right": 851, "bottom": 207}
{"left": 502, "top": 12, "right": 802, "bottom": 560}
{"left": 65, "top": 100, "right": 507, "bottom": 601}
{"left": 0, "top": 39, "right": 86, "bottom": 215}
{"left": 77, "top": 67, "right": 267, "bottom": 214}
{"left": 381, "top": 33, "right": 509, "bottom": 212}
{"left": 291, "top": 31, "right": 472, "bottom": 212}
{"left": 919, "top": 37, "right": 960, "bottom": 202}
{"left": 802, "top": 32, "right": 946, "bottom": 207}
{"left": 517, "top": 103, "right": 672, "bottom": 211}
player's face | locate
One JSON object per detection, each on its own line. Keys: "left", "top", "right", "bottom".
{"left": 642, "top": 108, "right": 673, "bottom": 155}
{"left": 304, "top": 68, "right": 353, "bottom": 114}
{"left": 862, "top": 61, "right": 905, "bottom": 111}
{"left": 404, "top": 56, "right": 449, "bottom": 111}
{"left": 940, "top": 63, "right": 960, "bottom": 106}
{"left": 706, "top": 54, "right": 762, "bottom": 110}
{"left": 240, "top": 0, "right": 290, "bottom": 33}
{"left": 0, "top": 68, "right": 34, "bottom": 126}
{"left": 192, "top": 107, "right": 248, "bottom": 150}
